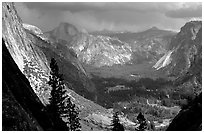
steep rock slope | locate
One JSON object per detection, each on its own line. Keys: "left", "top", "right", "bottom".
{"left": 72, "top": 34, "right": 132, "bottom": 67}
{"left": 154, "top": 21, "right": 202, "bottom": 95}
{"left": 169, "top": 21, "right": 202, "bottom": 77}
{"left": 2, "top": 2, "right": 50, "bottom": 104}
{"left": 93, "top": 27, "right": 176, "bottom": 64}
{"left": 3, "top": 1, "right": 89, "bottom": 116}
{"left": 167, "top": 93, "right": 202, "bottom": 131}
{"left": 2, "top": 1, "right": 100, "bottom": 112}
{"left": 174, "top": 26, "right": 202, "bottom": 95}
{"left": 3, "top": 2, "right": 96, "bottom": 103}
{"left": 45, "top": 23, "right": 132, "bottom": 67}
{"left": 25, "top": 28, "right": 97, "bottom": 101}
{"left": 153, "top": 21, "right": 202, "bottom": 131}
{"left": 2, "top": 39, "right": 54, "bottom": 130}
{"left": 153, "top": 21, "right": 202, "bottom": 76}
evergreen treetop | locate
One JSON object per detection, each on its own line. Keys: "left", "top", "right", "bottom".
{"left": 47, "top": 58, "right": 81, "bottom": 131}
{"left": 137, "top": 112, "right": 147, "bottom": 131}
{"left": 111, "top": 112, "right": 124, "bottom": 131}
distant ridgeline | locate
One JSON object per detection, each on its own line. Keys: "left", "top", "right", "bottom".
{"left": 2, "top": 2, "right": 202, "bottom": 131}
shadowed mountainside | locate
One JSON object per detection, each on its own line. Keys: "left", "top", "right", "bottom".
{"left": 2, "top": 39, "right": 54, "bottom": 130}
{"left": 167, "top": 93, "right": 202, "bottom": 131}
{"left": 2, "top": 2, "right": 97, "bottom": 104}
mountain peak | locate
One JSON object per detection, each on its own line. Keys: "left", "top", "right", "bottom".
{"left": 58, "top": 22, "right": 78, "bottom": 30}
{"left": 149, "top": 26, "right": 160, "bottom": 30}
{"left": 181, "top": 21, "right": 201, "bottom": 32}
{"left": 48, "top": 22, "right": 79, "bottom": 40}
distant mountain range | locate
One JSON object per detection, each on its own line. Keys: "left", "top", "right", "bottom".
{"left": 91, "top": 26, "right": 175, "bottom": 43}
{"left": 43, "top": 23, "right": 132, "bottom": 67}
{"left": 22, "top": 18, "right": 202, "bottom": 96}
{"left": 2, "top": 2, "right": 202, "bottom": 131}
{"left": 41, "top": 22, "right": 176, "bottom": 67}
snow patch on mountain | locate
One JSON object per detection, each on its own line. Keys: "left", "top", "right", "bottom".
{"left": 23, "top": 23, "right": 50, "bottom": 43}
{"left": 153, "top": 50, "right": 174, "bottom": 70}
{"left": 23, "top": 23, "right": 43, "bottom": 35}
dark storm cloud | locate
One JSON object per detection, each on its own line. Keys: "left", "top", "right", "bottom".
{"left": 15, "top": 2, "right": 202, "bottom": 33}
{"left": 24, "top": 2, "right": 105, "bottom": 12}
{"left": 166, "top": 4, "right": 202, "bottom": 18}
{"left": 23, "top": 2, "right": 172, "bottom": 13}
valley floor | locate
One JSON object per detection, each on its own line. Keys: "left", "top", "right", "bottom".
{"left": 84, "top": 62, "right": 169, "bottom": 80}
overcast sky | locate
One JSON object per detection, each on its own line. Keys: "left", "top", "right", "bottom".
{"left": 15, "top": 2, "right": 202, "bottom": 32}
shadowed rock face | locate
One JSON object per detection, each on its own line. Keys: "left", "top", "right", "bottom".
{"left": 2, "top": 2, "right": 97, "bottom": 103}
{"left": 2, "top": 2, "right": 50, "bottom": 104}
{"left": 153, "top": 21, "right": 202, "bottom": 97}
{"left": 2, "top": 39, "right": 54, "bottom": 130}
{"left": 154, "top": 21, "right": 202, "bottom": 78}
{"left": 167, "top": 93, "right": 202, "bottom": 131}
{"left": 164, "top": 22, "right": 202, "bottom": 131}
{"left": 166, "top": 21, "right": 202, "bottom": 77}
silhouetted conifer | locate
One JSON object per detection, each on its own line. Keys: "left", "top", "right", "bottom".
{"left": 62, "top": 97, "right": 81, "bottom": 131}
{"left": 47, "top": 58, "right": 81, "bottom": 130}
{"left": 111, "top": 112, "right": 124, "bottom": 131}
{"left": 137, "top": 112, "right": 147, "bottom": 131}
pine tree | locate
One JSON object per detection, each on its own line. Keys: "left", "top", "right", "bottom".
{"left": 47, "top": 58, "right": 81, "bottom": 131}
{"left": 62, "top": 97, "right": 81, "bottom": 131}
{"left": 47, "top": 58, "right": 69, "bottom": 130}
{"left": 137, "top": 112, "right": 147, "bottom": 131}
{"left": 111, "top": 112, "right": 125, "bottom": 131}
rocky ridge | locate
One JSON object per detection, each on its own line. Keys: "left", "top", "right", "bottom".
{"left": 45, "top": 23, "right": 175, "bottom": 67}
{"left": 44, "top": 23, "right": 132, "bottom": 67}
{"left": 153, "top": 21, "right": 202, "bottom": 76}
{"left": 2, "top": 3, "right": 50, "bottom": 104}
{"left": 2, "top": 2, "right": 137, "bottom": 130}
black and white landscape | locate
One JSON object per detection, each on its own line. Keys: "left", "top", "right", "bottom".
{"left": 2, "top": 2, "right": 202, "bottom": 131}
